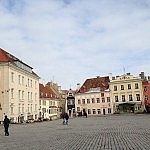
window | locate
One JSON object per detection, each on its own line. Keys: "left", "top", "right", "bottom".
{"left": 28, "top": 92, "right": 30, "bottom": 100}
{"left": 129, "top": 94, "right": 133, "bottom": 101}
{"left": 28, "top": 104, "right": 30, "bottom": 112}
{"left": 22, "top": 104, "right": 24, "bottom": 113}
{"left": 42, "top": 100, "right": 46, "bottom": 106}
{"left": 88, "top": 109, "right": 91, "bottom": 114}
{"left": 107, "top": 97, "right": 110, "bottom": 102}
{"left": 11, "top": 107, "right": 14, "bottom": 115}
{"left": 135, "top": 83, "right": 139, "bottom": 89}
{"left": 35, "top": 104, "right": 37, "bottom": 111}
{"left": 145, "top": 95, "right": 148, "bottom": 100}
{"left": 18, "top": 104, "right": 21, "bottom": 113}
{"left": 92, "top": 98, "right": 95, "bottom": 103}
{"left": 101, "top": 93, "right": 104, "bottom": 97}
{"left": 18, "top": 75, "right": 21, "bottom": 85}
{"left": 77, "top": 107, "right": 80, "bottom": 111}
{"left": 31, "top": 92, "right": 33, "bottom": 100}
{"left": 87, "top": 99, "right": 90, "bottom": 104}
{"left": 102, "top": 97, "right": 105, "bottom": 103}
{"left": 122, "top": 95, "right": 125, "bottom": 102}
{"left": 11, "top": 88, "right": 14, "bottom": 99}
{"left": 114, "top": 86, "right": 117, "bottom": 91}
{"left": 28, "top": 79, "right": 30, "bottom": 87}
{"left": 49, "top": 101, "right": 52, "bottom": 105}
{"left": 30, "top": 80, "right": 32, "bottom": 87}
{"left": 22, "top": 91, "right": 24, "bottom": 100}
{"left": 35, "top": 93, "right": 37, "bottom": 101}
{"left": 136, "top": 94, "right": 140, "bottom": 101}
{"left": 11, "top": 72, "right": 14, "bottom": 82}
{"left": 42, "top": 108, "right": 46, "bottom": 113}
{"left": 128, "top": 84, "right": 131, "bottom": 89}
{"left": 35, "top": 81, "right": 37, "bottom": 89}
{"left": 82, "top": 99, "right": 85, "bottom": 104}
{"left": 97, "top": 98, "right": 100, "bottom": 103}
{"left": 18, "top": 90, "right": 21, "bottom": 99}
{"left": 78, "top": 99, "right": 81, "bottom": 104}
{"left": 31, "top": 104, "right": 32, "bottom": 112}
{"left": 39, "top": 100, "right": 41, "bottom": 105}
{"left": 108, "top": 108, "right": 111, "bottom": 114}
{"left": 22, "top": 76, "right": 24, "bottom": 85}
{"left": 121, "top": 85, "right": 124, "bottom": 90}
{"left": 115, "top": 96, "right": 118, "bottom": 102}
{"left": 92, "top": 109, "right": 96, "bottom": 114}
{"left": 144, "top": 86, "right": 147, "bottom": 92}
{"left": 97, "top": 109, "right": 101, "bottom": 114}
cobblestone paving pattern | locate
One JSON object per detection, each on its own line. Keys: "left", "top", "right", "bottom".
{"left": 0, "top": 114, "right": 150, "bottom": 150}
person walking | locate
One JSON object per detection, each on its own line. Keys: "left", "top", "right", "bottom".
{"left": 3, "top": 115, "right": 10, "bottom": 136}
{"left": 62, "top": 113, "right": 66, "bottom": 125}
{"left": 64, "top": 112, "right": 69, "bottom": 125}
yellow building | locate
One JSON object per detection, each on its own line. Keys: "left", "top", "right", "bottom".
{"left": 109, "top": 73, "right": 144, "bottom": 113}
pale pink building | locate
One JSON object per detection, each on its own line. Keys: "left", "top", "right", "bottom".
{"left": 75, "top": 76, "right": 113, "bottom": 116}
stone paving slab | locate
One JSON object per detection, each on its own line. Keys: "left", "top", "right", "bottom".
{"left": 0, "top": 114, "right": 150, "bottom": 150}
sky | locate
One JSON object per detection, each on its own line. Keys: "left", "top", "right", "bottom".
{"left": 0, "top": 0, "right": 150, "bottom": 90}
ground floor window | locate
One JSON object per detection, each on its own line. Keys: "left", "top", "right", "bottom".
{"left": 92, "top": 109, "right": 96, "bottom": 114}
{"left": 97, "top": 109, "right": 101, "bottom": 114}
{"left": 88, "top": 109, "right": 91, "bottom": 114}
{"left": 108, "top": 108, "right": 111, "bottom": 114}
{"left": 77, "top": 107, "right": 80, "bottom": 112}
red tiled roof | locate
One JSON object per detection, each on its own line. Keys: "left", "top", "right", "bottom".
{"left": 0, "top": 48, "right": 18, "bottom": 62}
{"left": 78, "top": 76, "right": 109, "bottom": 93}
{"left": 39, "top": 83, "right": 58, "bottom": 99}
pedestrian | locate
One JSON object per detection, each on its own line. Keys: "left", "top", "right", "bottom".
{"left": 3, "top": 115, "right": 10, "bottom": 136}
{"left": 64, "top": 112, "right": 69, "bottom": 125}
{"left": 62, "top": 113, "right": 66, "bottom": 125}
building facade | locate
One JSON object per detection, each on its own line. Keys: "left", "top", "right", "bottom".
{"left": 39, "top": 83, "right": 61, "bottom": 120}
{"left": 109, "top": 73, "right": 144, "bottom": 113}
{"left": 0, "top": 48, "right": 40, "bottom": 123}
{"left": 75, "top": 76, "right": 113, "bottom": 116}
{"left": 66, "top": 89, "right": 75, "bottom": 117}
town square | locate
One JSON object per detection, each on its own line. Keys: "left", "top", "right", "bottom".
{"left": 0, "top": 0, "right": 150, "bottom": 149}
{"left": 0, "top": 114, "right": 150, "bottom": 150}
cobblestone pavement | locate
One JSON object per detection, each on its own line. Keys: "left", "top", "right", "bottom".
{"left": 0, "top": 114, "right": 150, "bottom": 150}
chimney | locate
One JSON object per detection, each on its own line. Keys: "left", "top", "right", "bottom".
{"left": 140, "top": 72, "right": 145, "bottom": 79}
{"left": 77, "top": 83, "right": 81, "bottom": 90}
{"left": 108, "top": 73, "right": 112, "bottom": 80}
{"left": 112, "top": 77, "right": 115, "bottom": 80}
{"left": 126, "top": 73, "right": 130, "bottom": 75}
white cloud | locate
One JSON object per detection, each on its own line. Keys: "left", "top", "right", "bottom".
{"left": 0, "top": 0, "right": 150, "bottom": 89}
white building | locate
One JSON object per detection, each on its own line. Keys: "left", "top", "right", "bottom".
{"left": 75, "top": 76, "right": 113, "bottom": 116}
{"left": 0, "top": 48, "right": 40, "bottom": 123}
{"left": 39, "top": 83, "right": 62, "bottom": 120}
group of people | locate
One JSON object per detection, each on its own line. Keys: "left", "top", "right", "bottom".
{"left": 3, "top": 113, "right": 69, "bottom": 136}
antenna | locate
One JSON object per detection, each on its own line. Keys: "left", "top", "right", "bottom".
{"left": 123, "top": 67, "right": 125, "bottom": 75}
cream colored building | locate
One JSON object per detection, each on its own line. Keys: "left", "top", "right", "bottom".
{"left": 0, "top": 49, "right": 40, "bottom": 123}
{"left": 39, "top": 83, "right": 61, "bottom": 120}
{"left": 75, "top": 76, "right": 113, "bottom": 116}
{"left": 109, "top": 73, "right": 144, "bottom": 113}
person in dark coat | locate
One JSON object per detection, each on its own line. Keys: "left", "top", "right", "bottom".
{"left": 3, "top": 115, "right": 10, "bottom": 136}
{"left": 62, "top": 113, "right": 66, "bottom": 125}
{"left": 64, "top": 113, "right": 69, "bottom": 125}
